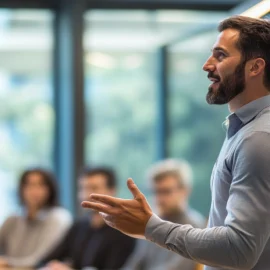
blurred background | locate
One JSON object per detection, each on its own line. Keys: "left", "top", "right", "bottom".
{"left": 1, "top": 0, "right": 270, "bottom": 224}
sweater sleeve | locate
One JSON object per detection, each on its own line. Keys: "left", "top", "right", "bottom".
{"left": 145, "top": 132, "right": 270, "bottom": 270}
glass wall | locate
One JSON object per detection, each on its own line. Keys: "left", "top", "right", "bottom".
{"left": 0, "top": 1, "right": 265, "bottom": 221}
{"left": 167, "top": 30, "right": 228, "bottom": 216}
{"left": 0, "top": 10, "right": 54, "bottom": 224}
{"left": 84, "top": 10, "right": 227, "bottom": 210}
{"left": 84, "top": 10, "right": 159, "bottom": 197}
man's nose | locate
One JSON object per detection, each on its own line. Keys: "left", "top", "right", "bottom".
{"left": 202, "top": 57, "right": 215, "bottom": 72}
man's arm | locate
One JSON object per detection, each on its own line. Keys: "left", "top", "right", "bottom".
{"left": 146, "top": 132, "right": 270, "bottom": 269}
{"left": 82, "top": 132, "right": 270, "bottom": 270}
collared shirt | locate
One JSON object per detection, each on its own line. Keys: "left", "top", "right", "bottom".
{"left": 0, "top": 207, "right": 72, "bottom": 267}
{"left": 145, "top": 95, "right": 270, "bottom": 270}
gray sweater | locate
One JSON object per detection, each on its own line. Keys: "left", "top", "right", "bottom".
{"left": 0, "top": 207, "right": 72, "bottom": 267}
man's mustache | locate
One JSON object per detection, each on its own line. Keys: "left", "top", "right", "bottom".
{"left": 208, "top": 72, "right": 221, "bottom": 80}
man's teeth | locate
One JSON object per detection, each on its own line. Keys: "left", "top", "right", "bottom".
{"left": 210, "top": 78, "right": 219, "bottom": 83}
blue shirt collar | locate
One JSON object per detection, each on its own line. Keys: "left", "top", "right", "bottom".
{"left": 235, "top": 95, "right": 270, "bottom": 124}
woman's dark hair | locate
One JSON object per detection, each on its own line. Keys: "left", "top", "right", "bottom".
{"left": 79, "top": 166, "right": 117, "bottom": 189}
{"left": 19, "top": 168, "right": 59, "bottom": 207}
{"left": 218, "top": 16, "right": 270, "bottom": 89}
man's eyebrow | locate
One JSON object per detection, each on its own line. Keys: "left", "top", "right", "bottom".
{"left": 211, "top": 47, "right": 229, "bottom": 55}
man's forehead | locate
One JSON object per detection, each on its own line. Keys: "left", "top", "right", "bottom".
{"left": 81, "top": 173, "right": 106, "bottom": 180}
{"left": 212, "top": 28, "right": 240, "bottom": 52}
{"left": 154, "top": 175, "right": 178, "bottom": 185}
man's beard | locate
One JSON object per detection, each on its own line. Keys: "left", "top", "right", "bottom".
{"left": 206, "top": 61, "right": 246, "bottom": 105}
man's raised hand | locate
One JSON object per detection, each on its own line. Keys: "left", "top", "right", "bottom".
{"left": 81, "top": 178, "right": 153, "bottom": 239}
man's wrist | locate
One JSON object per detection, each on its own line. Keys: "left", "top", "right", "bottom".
{"left": 145, "top": 214, "right": 168, "bottom": 244}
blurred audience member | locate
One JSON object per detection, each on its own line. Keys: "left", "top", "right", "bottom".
{"left": 123, "top": 159, "right": 205, "bottom": 270}
{"left": 0, "top": 168, "right": 72, "bottom": 268}
{"left": 40, "top": 167, "right": 135, "bottom": 270}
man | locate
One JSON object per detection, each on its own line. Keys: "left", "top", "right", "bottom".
{"left": 82, "top": 16, "right": 270, "bottom": 270}
{"left": 41, "top": 167, "right": 135, "bottom": 270}
{"left": 123, "top": 159, "right": 205, "bottom": 270}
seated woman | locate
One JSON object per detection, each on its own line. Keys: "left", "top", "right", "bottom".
{"left": 0, "top": 168, "right": 72, "bottom": 268}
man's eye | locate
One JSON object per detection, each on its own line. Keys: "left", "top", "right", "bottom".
{"left": 216, "top": 52, "right": 226, "bottom": 61}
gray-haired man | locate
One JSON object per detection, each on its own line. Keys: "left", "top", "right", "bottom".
{"left": 123, "top": 159, "right": 205, "bottom": 270}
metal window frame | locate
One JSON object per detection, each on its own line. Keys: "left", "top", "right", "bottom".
{"left": 53, "top": 0, "right": 85, "bottom": 215}
{"left": 0, "top": 0, "right": 243, "bottom": 10}
{"left": 86, "top": 0, "right": 240, "bottom": 11}
{"left": 0, "top": 0, "right": 57, "bottom": 9}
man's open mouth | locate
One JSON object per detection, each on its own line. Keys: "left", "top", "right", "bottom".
{"left": 209, "top": 77, "right": 220, "bottom": 83}
{"left": 209, "top": 77, "right": 220, "bottom": 87}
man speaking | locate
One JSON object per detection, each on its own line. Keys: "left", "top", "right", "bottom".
{"left": 82, "top": 16, "right": 270, "bottom": 270}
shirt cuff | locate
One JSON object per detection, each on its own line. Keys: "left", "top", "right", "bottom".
{"left": 145, "top": 214, "right": 170, "bottom": 245}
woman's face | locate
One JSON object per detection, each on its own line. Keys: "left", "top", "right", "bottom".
{"left": 22, "top": 172, "right": 50, "bottom": 209}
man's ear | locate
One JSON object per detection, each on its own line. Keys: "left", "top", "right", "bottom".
{"left": 249, "top": 58, "right": 265, "bottom": 76}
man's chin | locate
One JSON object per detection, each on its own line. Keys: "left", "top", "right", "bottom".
{"left": 206, "top": 88, "right": 228, "bottom": 105}
{"left": 206, "top": 97, "right": 228, "bottom": 105}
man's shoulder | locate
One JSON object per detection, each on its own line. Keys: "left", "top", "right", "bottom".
{"left": 234, "top": 107, "right": 270, "bottom": 148}
{"left": 247, "top": 106, "right": 270, "bottom": 134}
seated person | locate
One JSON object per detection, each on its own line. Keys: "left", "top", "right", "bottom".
{"left": 40, "top": 167, "right": 136, "bottom": 270}
{"left": 123, "top": 159, "right": 206, "bottom": 270}
{"left": 0, "top": 168, "right": 72, "bottom": 268}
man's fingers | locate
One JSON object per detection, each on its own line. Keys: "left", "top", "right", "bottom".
{"left": 89, "top": 194, "right": 119, "bottom": 206}
{"left": 81, "top": 201, "right": 114, "bottom": 214}
{"left": 127, "top": 178, "right": 143, "bottom": 199}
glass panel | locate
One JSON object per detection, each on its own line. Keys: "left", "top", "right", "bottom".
{"left": 168, "top": 30, "right": 228, "bottom": 216}
{"left": 84, "top": 10, "right": 158, "bottom": 198}
{"left": 0, "top": 9, "right": 54, "bottom": 224}
{"left": 84, "top": 10, "right": 226, "bottom": 202}
{"left": 262, "top": 12, "right": 270, "bottom": 19}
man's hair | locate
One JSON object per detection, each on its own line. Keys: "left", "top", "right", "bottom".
{"left": 218, "top": 15, "right": 270, "bottom": 89}
{"left": 19, "top": 167, "right": 58, "bottom": 207}
{"left": 147, "top": 159, "right": 193, "bottom": 190}
{"left": 79, "top": 166, "right": 117, "bottom": 189}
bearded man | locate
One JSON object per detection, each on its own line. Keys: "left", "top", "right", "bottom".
{"left": 82, "top": 16, "right": 270, "bottom": 270}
